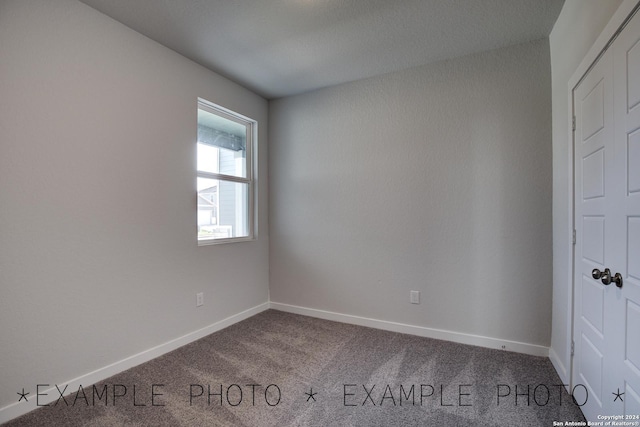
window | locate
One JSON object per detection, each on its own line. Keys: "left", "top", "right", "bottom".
{"left": 197, "top": 99, "right": 255, "bottom": 244}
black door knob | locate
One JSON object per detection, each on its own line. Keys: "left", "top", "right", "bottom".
{"left": 592, "top": 268, "right": 603, "bottom": 280}
{"left": 611, "top": 272, "right": 623, "bottom": 288}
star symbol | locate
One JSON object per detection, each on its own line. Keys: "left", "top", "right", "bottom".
{"left": 305, "top": 388, "right": 318, "bottom": 402}
{"left": 17, "top": 388, "right": 29, "bottom": 403}
{"left": 612, "top": 388, "right": 624, "bottom": 402}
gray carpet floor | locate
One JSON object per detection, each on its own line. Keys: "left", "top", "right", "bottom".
{"left": 5, "top": 310, "right": 586, "bottom": 426}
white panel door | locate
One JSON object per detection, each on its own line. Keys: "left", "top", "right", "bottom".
{"left": 612, "top": 8, "right": 640, "bottom": 416}
{"left": 573, "top": 7, "right": 640, "bottom": 421}
{"left": 573, "top": 46, "right": 614, "bottom": 422}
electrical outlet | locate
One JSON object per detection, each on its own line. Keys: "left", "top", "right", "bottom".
{"left": 410, "top": 290, "right": 420, "bottom": 304}
{"left": 196, "top": 292, "right": 204, "bottom": 307}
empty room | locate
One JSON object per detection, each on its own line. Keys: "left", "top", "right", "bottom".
{"left": 1, "top": 0, "right": 639, "bottom": 425}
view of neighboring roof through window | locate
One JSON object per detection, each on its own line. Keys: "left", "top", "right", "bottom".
{"left": 196, "top": 100, "right": 255, "bottom": 244}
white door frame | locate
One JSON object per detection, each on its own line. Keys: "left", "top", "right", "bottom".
{"left": 567, "top": 0, "right": 640, "bottom": 391}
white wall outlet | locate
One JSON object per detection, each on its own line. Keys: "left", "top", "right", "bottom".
{"left": 410, "top": 290, "right": 420, "bottom": 304}
{"left": 196, "top": 292, "right": 204, "bottom": 307}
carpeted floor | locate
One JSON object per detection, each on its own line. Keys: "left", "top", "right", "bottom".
{"left": 5, "top": 310, "right": 586, "bottom": 426}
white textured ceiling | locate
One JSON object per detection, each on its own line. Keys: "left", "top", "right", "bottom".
{"left": 79, "top": 0, "right": 565, "bottom": 99}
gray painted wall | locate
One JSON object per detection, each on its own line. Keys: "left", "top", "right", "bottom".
{"left": 269, "top": 40, "right": 553, "bottom": 347}
{"left": 549, "top": 0, "right": 624, "bottom": 383}
{"left": 0, "top": 0, "right": 269, "bottom": 410}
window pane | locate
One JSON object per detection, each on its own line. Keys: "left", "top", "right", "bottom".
{"left": 198, "top": 179, "right": 249, "bottom": 241}
{"left": 197, "top": 143, "right": 219, "bottom": 174}
{"left": 197, "top": 108, "right": 247, "bottom": 178}
{"left": 197, "top": 177, "right": 219, "bottom": 239}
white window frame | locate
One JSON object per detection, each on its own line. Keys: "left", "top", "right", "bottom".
{"left": 197, "top": 98, "right": 256, "bottom": 245}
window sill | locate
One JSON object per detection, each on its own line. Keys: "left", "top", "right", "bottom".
{"left": 198, "top": 235, "right": 255, "bottom": 246}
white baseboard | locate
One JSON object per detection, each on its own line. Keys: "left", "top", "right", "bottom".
{"left": 269, "top": 302, "right": 550, "bottom": 358}
{"left": 549, "top": 346, "right": 569, "bottom": 385}
{"left": 0, "top": 302, "right": 270, "bottom": 424}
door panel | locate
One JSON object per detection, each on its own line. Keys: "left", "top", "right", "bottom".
{"left": 582, "top": 79, "right": 606, "bottom": 140}
{"left": 625, "top": 384, "right": 640, "bottom": 416}
{"left": 582, "top": 216, "right": 605, "bottom": 264}
{"left": 582, "top": 276, "right": 605, "bottom": 333}
{"left": 626, "top": 300, "right": 640, "bottom": 372}
{"left": 628, "top": 38, "right": 640, "bottom": 111}
{"left": 630, "top": 217, "right": 640, "bottom": 280}
{"left": 630, "top": 130, "right": 640, "bottom": 194}
{"left": 580, "top": 333, "right": 604, "bottom": 406}
{"left": 582, "top": 148, "right": 606, "bottom": 199}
